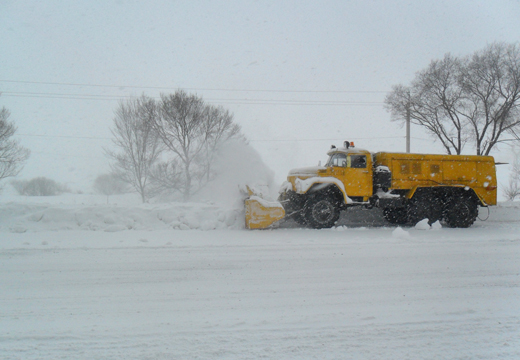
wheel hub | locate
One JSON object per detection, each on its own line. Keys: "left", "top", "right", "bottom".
{"left": 312, "top": 200, "right": 334, "bottom": 223}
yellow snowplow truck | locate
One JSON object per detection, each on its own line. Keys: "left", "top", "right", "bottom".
{"left": 245, "top": 141, "right": 497, "bottom": 229}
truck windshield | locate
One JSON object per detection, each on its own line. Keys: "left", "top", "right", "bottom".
{"left": 326, "top": 153, "right": 367, "bottom": 168}
{"left": 326, "top": 153, "right": 347, "bottom": 167}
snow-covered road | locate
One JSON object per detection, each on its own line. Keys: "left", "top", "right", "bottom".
{"left": 2, "top": 204, "right": 520, "bottom": 359}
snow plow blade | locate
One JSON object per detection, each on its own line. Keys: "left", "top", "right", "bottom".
{"left": 245, "top": 196, "right": 285, "bottom": 229}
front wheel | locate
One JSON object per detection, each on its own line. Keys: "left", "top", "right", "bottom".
{"left": 291, "top": 211, "right": 308, "bottom": 225}
{"left": 304, "top": 196, "right": 340, "bottom": 229}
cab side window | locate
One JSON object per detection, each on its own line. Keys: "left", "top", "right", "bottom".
{"left": 349, "top": 155, "right": 367, "bottom": 168}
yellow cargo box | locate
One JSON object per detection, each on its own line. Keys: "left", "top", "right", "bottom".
{"left": 373, "top": 152, "right": 497, "bottom": 206}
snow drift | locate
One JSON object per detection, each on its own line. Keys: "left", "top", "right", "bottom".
{"left": 1, "top": 192, "right": 519, "bottom": 233}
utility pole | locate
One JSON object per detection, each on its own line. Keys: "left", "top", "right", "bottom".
{"left": 406, "top": 104, "right": 411, "bottom": 153}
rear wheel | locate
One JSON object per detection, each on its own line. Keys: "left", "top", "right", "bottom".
{"left": 444, "top": 197, "right": 478, "bottom": 228}
{"left": 304, "top": 196, "right": 340, "bottom": 229}
{"left": 407, "top": 191, "right": 443, "bottom": 225}
{"left": 383, "top": 207, "right": 408, "bottom": 225}
{"left": 407, "top": 198, "right": 430, "bottom": 225}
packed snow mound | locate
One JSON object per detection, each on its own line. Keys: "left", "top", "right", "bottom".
{"left": 0, "top": 201, "right": 244, "bottom": 233}
{"left": 392, "top": 227, "right": 411, "bottom": 239}
{"left": 415, "top": 219, "right": 431, "bottom": 230}
{"left": 413, "top": 219, "right": 442, "bottom": 230}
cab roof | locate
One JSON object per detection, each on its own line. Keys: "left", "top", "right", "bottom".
{"left": 326, "top": 146, "right": 371, "bottom": 156}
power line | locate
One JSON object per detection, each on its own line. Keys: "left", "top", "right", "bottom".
{"left": 15, "top": 133, "right": 407, "bottom": 142}
{"left": 1, "top": 91, "right": 385, "bottom": 106}
{"left": 0, "top": 79, "right": 388, "bottom": 94}
{"left": 16, "top": 133, "right": 111, "bottom": 140}
{"left": 28, "top": 150, "right": 106, "bottom": 159}
{"left": 3, "top": 91, "right": 125, "bottom": 100}
{"left": 249, "top": 136, "right": 405, "bottom": 142}
{"left": 211, "top": 99, "right": 383, "bottom": 106}
{"left": 411, "top": 136, "right": 434, "bottom": 141}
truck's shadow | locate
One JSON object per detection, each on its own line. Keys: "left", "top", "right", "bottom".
{"left": 278, "top": 207, "right": 390, "bottom": 229}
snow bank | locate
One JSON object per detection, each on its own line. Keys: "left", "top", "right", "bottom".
{"left": 0, "top": 139, "right": 284, "bottom": 233}
{"left": 1, "top": 189, "right": 519, "bottom": 233}
{"left": 0, "top": 201, "right": 244, "bottom": 233}
{"left": 481, "top": 200, "right": 520, "bottom": 222}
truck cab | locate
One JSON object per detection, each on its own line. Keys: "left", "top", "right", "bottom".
{"left": 321, "top": 145, "right": 373, "bottom": 202}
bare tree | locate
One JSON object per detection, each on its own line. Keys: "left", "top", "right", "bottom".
{"left": 503, "top": 145, "right": 520, "bottom": 201}
{"left": 151, "top": 91, "right": 242, "bottom": 200}
{"left": 106, "top": 95, "right": 163, "bottom": 203}
{"left": 385, "top": 43, "right": 520, "bottom": 155}
{"left": 0, "top": 107, "right": 30, "bottom": 183}
{"left": 94, "top": 173, "right": 128, "bottom": 203}
{"left": 459, "top": 43, "right": 520, "bottom": 155}
{"left": 385, "top": 55, "right": 469, "bottom": 155}
{"left": 149, "top": 159, "right": 184, "bottom": 195}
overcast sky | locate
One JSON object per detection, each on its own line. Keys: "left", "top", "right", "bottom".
{"left": 1, "top": 0, "right": 520, "bottom": 190}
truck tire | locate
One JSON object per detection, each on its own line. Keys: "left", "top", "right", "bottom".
{"left": 383, "top": 207, "right": 408, "bottom": 225}
{"left": 406, "top": 198, "right": 430, "bottom": 225}
{"left": 444, "top": 197, "right": 478, "bottom": 228}
{"left": 304, "top": 196, "right": 340, "bottom": 229}
{"left": 292, "top": 212, "right": 308, "bottom": 225}
{"left": 407, "top": 191, "right": 443, "bottom": 225}
{"left": 279, "top": 190, "right": 307, "bottom": 225}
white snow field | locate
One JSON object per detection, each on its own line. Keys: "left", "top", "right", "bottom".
{"left": 1, "top": 195, "right": 520, "bottom": 359}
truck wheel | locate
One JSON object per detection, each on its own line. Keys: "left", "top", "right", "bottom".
{"left": 406, "top": 198, "right": 430, "bottom": 225}
{"left": 279, "top": 190, "right": 306, "bottom": 225}
{"left": 444, "top": 197, "right": 478, "bottom": 228}
{"left": 292, "top": 212, "right": 308, "bottom": 225}
{"left": 304, "top": 196, "right": 340, "bottom": 229}
{"left": 383, "top": 207, "right": 408, "bottom": 225}
{"left": 407, "top": 192, "right": 443, "bottom": 225}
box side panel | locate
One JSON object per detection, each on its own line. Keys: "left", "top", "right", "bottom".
{"left": 373, "top": 153, "right": 497, "bottom": 204}
{"left": 476, "top": 161, "right": 497, "bottom": 205}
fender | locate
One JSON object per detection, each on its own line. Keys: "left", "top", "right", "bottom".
{"left": 405, "top": 185, "right": 420, "bottom": 199}
{"left": 293, "top": 176, "right": 353, "bottom": 204}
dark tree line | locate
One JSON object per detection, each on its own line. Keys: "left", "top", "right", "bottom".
{"left": 106, "top": 91, "right": 242, "bottom": 202}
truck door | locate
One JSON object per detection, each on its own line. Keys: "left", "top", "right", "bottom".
{"left": 326, "top": 153, "right": 347, "bottom": 178}
{"left": 344, "top": 154, "right": 373, "bottom": 199}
